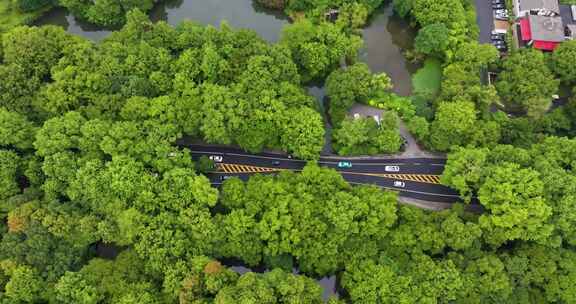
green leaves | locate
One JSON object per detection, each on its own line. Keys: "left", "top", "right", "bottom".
{"left": 281, "top": 20, "right": 362, "bottom": 81}
{"left": 429, "top": 101, "right": 477, "bottom": 151}
{"left": 216, "top": 164, "right": 398, "bottom": 276}
{"left": 5, "top": 265, "right": 45, "bottom": 302}
{"left": 0, "top": 108, "right": 37, "bottom": 151}
{"left": 551, "top": 40, "right": 576, "bottom": 84}
{"left": 333, "top": 114, "right": 402, "bottom": 156}
{"left": 414, "top": 23, "right": 450, "bottom": 57}
{"left": 496, "top": 49, "right": 559, "bottom": 119}
{"left": 280, "top": 108, "right": 325, "bottom": 159}
{"left": 0, "top": 150, "right": 21, "bottom": 200}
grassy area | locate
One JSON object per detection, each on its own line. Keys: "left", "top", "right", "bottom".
{"left": 411, "top": 58, "right": 442, "bottom": 96}
{"left": 0, "top": 0, "right": 49, "bottom": 33}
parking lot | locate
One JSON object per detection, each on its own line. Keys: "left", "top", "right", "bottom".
{"left": 475, "top": 0, "right": 495, "bottom": 43}
{"left": 475, "top": 0, "right": 510, "bottom": 52}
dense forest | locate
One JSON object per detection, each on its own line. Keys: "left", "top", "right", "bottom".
{"left": 0, "top": 0, "right": 576, "bottom": 302}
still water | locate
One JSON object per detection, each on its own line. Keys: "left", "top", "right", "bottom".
{"left": 34, "top": 0, "right": 416, "bottom": 95}
{"left": 226, "top": 262, "right": 340, "bottom": 301}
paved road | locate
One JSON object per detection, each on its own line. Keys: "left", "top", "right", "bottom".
{"left": 475, "top": 0, "right": 494, "bottom": 43}
{"left": 180, "top": 143, "right": 463, "bottom": 203}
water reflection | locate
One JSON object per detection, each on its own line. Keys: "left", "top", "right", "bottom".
{"left": 360, "top": 4, "right": 419, "bottom": 96}
{"left": 34, "top": 7, "right": 112, "bottom": 41}
{"left": 222, "top": 258, "right": 339, "bottom": 302}
{"left": 35, "top": 1, "right": 416, "bottom": 95}
{"left": 149, "top": 0, "right": 288, "bottom": 41}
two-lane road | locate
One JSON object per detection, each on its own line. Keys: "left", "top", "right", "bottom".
{"left": 181, "top": 144, "right": 462, "bottom": 203}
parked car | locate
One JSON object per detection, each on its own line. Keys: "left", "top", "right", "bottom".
{"left": 220, "top": 175, "right": 233, "bottom": 181}
{"left": 491, "top": 33, "right": 505, "bottom": 40}
{"left": 337, "top": 161, "right": 353, "bottom": 168}
{"left": 385, "top": 165, "right": 400, "bottom": 172}
{"left": 492, "top": 41, "right": 507, "bottom": 47}
{"left": 495, "top": 14, "right": 509, "bottom": 20}
{"left": 492, "top": 0, "right": 503, "bottom": 4}
{"left": 493, "top": 3, "right": 505, "bottom": 9}
{"left": 209, "top": 155, "right": 223, "bottom": 162}
{"left": 393, "top": 181, "right": 406, "bottom": 188}
{"left": 494, "top": 10, "right": 509, "bottom": 20}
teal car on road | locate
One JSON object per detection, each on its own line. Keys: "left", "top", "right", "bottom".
{"left": 337, "top": 161, "right": 352, "bottom": 168}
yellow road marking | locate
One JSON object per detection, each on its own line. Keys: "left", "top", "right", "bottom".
{"left": 217, "top": 163, "right": 283, "bottom": 174}
{"left": 216, "top": 164, "right": 441, "bottom": 184}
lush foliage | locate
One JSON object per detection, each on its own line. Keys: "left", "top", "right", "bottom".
{"left": 551, "top": 40, "right": 576, "bottom": 84}
{"left": 496, "top": 49, "right": 559, "bottom": 118}
{"left": 326, "top": 63, "right": 392, "bottom": 125}
{"left": 1, "top": 0, "right": 576, "bottom": 302}
{"left": 0, "top": 0, "right": 51, "bottom": 33}
{"left": 0, "top": 11, "right": 326, "bottom": 159}
{"left": 411, "top": 57, "right": 442, "bottom": 96}
{"left": 333, "top": 112, "right": 402, "bottom": 155}
{"left": 281, "top": 19, "right": 363, "bottom": 81}
{"left": 58, "top": 0, "right": 156, "bottom": 27}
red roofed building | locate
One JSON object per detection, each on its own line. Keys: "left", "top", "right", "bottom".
{"left": 519, "top": 14, "right": 565, "bottom": 50}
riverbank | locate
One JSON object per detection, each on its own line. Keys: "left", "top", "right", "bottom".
{"left": 0, "top": 1, "right": 52, "bottom": 33}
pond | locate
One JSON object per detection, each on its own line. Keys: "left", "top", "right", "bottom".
{"left": 360, "top": 4, "right": 419, "bottom": 96}
{"left": 34, "top": 0, "right": 417, "bottom": 95}
{"left": 224, "top": 259, "right": 341, "bottom": 302}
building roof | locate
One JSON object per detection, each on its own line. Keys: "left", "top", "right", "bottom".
{"left": 519, "top": 0, "right": 560, "bottom": 14}
{"left": 528, "top": 14, "right": 565, "bottom": 42}
{"left": 520, "top": 17, "right": 532, "bottom": 40}
{"left": 533, "top": 40, "right": 561, "bottom": 50}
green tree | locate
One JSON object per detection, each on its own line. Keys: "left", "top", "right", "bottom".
{"left": 280, "top": 108, "right": 325, "bottom": 160}
{"left": 429, "top": 101, "right": 477, "bottom": 151}
{"left": 214, "top": 269, "right": 323, "bottom": 303}
{"left": 5, "top": 265, "right": 45, "bottom": 302}
{"left": 0, "top": 108, "right": 37, "bottom": 150}
{"left": 281, "top": 20, "right": 362, "bottom": 81}
{"left": 413, "top": 0, "right": 466, "bottom": 27}
{"left": 0, "top": 150, "right": 21, "bottom": 200}
{"left": 551, "top": 40, "right": 576, "bottom": 84}
{"left": 2, "top": 25, "right": 77, "bottom": 78}
{"left": 55, "top": 271, "right": 102, "bottom": 304}
{"left": 333, "top": 116, "right": 401, "bottom": 156}
{"left": 496, "top": 49, "right": 559, "bottom": 118}
{"left": 477, "top": 163, "right": 553, "bottom": 246}
{"left": 326, "top": 63, "right": 373, "bottom": 124}
{"left": 441, "top": 147, "right": 488, "bottom": 201}
{"left": 414, "top": 23, "right": 450, "bottom": 57}
{"left": 407, "top": 116, "right": 429, "bottom": 142}
{"left": 0, "top": 64, "right": 42, "bottom": 114}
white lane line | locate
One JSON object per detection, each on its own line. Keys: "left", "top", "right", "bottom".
{"left": 209, "top": 181, "right": 462, "bottom": 198}
{"left": 188, "top": 150, "right": 445, "bottom": 166}
{"left": 346, "top": 182, "right": 461, "bottom": 198}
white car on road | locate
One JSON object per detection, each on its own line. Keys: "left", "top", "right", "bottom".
{"left": 385, "top": 165, "right": 400, "bottom": 172}
{"left": 393, "top": 181, "right": 406, "bottom": 188}
{"left": 209, "top": 155, "right": 223, "bottom": 162}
